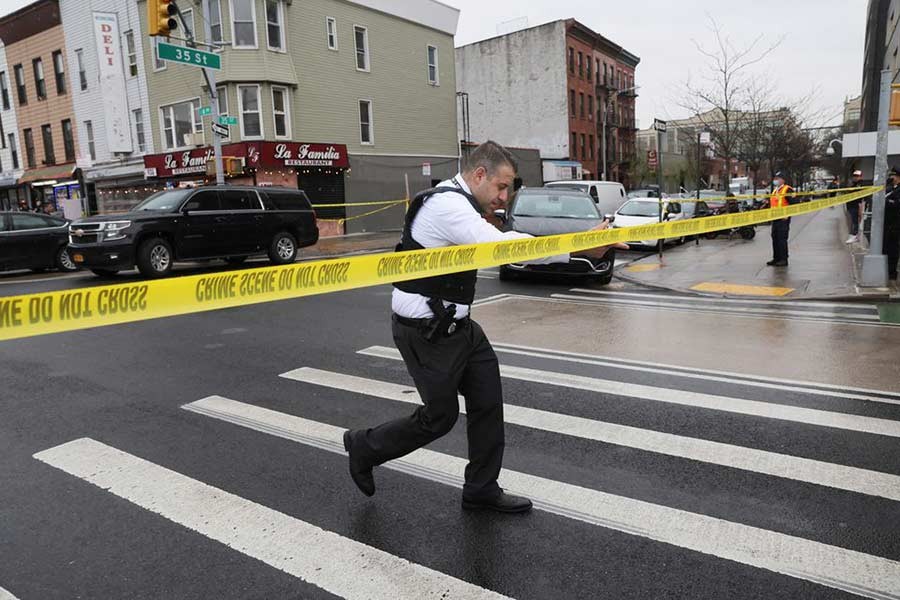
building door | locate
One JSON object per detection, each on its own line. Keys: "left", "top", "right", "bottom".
{"left": 298, "top": 170, "right": 345, "bottom": 222}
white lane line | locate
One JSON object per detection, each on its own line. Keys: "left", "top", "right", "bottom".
{"left": 536, "top": 294, "right": 897, "bottom": 329}
{"left": 359, "top": 346, "right": 900, "bottom": 438}
{"left": 280, "top": 367, "right": 900, "bottom": 502}
{"left": 473, "top": 294, "right": 512, "bottom": 307}
{"left": 181, "top": 397, "right": 900, "bottom": 600}
{"left": 0, "top": 587, "right": 20, "bottom": 600}
{"left": 569, "top": 289, "right": 879, "bottom": 312}
{"left": 488, "top": 341, "right": 900, "bottom": 405}
{"left": 550, "top": 294, "right": 881, "bottom": 321}
{"left": 477, "top": 275, "right": 499, "bottom": 280}
{"left": 34, "top": 438, "right": 510, "bottom": 600}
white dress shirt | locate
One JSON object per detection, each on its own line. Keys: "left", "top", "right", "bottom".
{"left": 392, "top": 174, "right": 570, "bottom": 319}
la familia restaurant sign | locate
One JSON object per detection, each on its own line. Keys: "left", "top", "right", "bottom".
{"left": 144, "top": 142, "right": 348, "bottom": 178}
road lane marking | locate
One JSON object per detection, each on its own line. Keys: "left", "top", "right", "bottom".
{"left": 568, "top": 289, "right": 879, "bottom": 313}
{"left": 487, "top": 341, "right": 900, "bottom": 406}
{"left": 359, "top": 346, "right": 900, "bottom": 438}
{"left": 0, "top": 587, "right": 20, "bottom": 600}
{"left": 281, "top": 367, "right": 900, "bottom": 502}
{"left": 33, "top": 438, "right": 511, "bottom": 600}
{"left": 181, "top": 396, "right": 900, "bottom": 600}
{"left": 549, "top": 293, "right": 882, "bottom": 321}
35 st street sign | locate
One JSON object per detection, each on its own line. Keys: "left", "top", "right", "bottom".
{"left": 157, "top": 41, "right": 221, "bottom": 70}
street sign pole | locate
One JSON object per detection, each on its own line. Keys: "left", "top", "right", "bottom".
{"left": 655, "top": 119, "right": 666, "bottom": 260}
{"left": 861, "top": 69, "right": 891, "bottom": 287}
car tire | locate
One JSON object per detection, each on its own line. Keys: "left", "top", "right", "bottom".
{"left": 225, "top": 256, "right": 248, "bottom": 265}
{"left": 136, "top": 237, "right": 174, "bottom": 278}
{"left": 268, "top": 231, "right": 297, "bottom": 265}
{"left": 91, "top": 269, "right": 119, "bottom": 277}
{"left": 597, "top": 273, "right": 613, "bottom": 286}
{"left": 55, "top": 246, "right": 79, "bottom": 272}
{"left": 498, "top": 265, "right": 517, "bottom": 281}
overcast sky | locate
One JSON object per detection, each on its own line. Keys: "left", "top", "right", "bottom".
{"left": 446, "top": 0, "right": 867, "bottom": 128}
{"left": 0, "top": 0, "right": 867, "bottom": 128}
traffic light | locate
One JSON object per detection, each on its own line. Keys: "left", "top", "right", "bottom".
{"left": 147, "top": 0, "right": 178, "bottom": 37}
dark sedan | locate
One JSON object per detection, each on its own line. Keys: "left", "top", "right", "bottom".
{"left": 0, "top": 211, "right": 77, "bottom": 273}
{"left": 496, "top": 188, "right": 615, "bottom": 284}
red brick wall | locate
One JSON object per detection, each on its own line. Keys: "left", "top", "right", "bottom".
{"left": 566, "top": 33, "right": 599, "bottom": 178}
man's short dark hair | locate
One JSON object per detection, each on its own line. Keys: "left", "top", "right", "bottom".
{"left": 463, "top": 141, "right": 518, "bottom": 176}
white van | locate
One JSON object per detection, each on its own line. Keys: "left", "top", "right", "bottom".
{"left": 545, "top": 180, "right": 627, "bottom": 217}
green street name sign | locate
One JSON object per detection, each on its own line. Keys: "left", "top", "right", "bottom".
{"left": 218, "top": 115, "right": 238, "bottom": 125}
{"left": 157, "top": 42, "right": 221, "bottom": 70}
{"left": 198, "top": 106, "right": 212, "bottom": 116}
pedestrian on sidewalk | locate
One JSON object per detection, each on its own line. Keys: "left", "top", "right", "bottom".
{"left": 884, "top": 166, "right": 900, "bottom": 280}
{"left": 845, "top": 170, "right": 867, "bottom": 244}
{"left": 827, "top": 175, "right": 840, "bottom": 198}
{"left": 342, "top": 141, "right": 626, "bottom": 513}
{"left": 766, "top": 171, "right": 794, "bottom": 267}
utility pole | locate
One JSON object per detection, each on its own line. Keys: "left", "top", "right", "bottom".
{"left": 860, "top": 69, "right": 891, "bottom": 287}
{"left": 197, "top": 0, "right": 224, "bottom": 185}
{"left": 654, "top": 118, "right": 667, "bottom": 260}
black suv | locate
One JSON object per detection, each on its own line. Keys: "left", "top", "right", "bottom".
{"left": 68, "top": 186, "right": 318, "bottom": 278}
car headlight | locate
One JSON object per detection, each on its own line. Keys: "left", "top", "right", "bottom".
{"left": 103, "top": 221, "right": 132, "bottom": 241}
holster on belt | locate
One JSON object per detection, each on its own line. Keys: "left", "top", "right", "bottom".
{"left": 424, "top": 297, "right": 457, "bottom": 342}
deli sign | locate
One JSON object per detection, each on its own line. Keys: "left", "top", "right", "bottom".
{"left": 264, "top": 142, "right": 349, "bottom": 168}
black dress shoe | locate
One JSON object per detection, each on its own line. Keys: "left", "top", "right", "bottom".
{"left": 343, "top": 430, "right": 375, "bottom": 497}
{"left": 462, "top": 491, "right": 532, "bottom": 513}
{"left": 766, "top": 260, "right": 788, "bottom": 267}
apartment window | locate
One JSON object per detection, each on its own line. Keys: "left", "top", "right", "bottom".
{"left": 427, "top": 45, "right": 439, "bottom": 85}
{"left": 23, "top": 129, "right": 35, "bottom": 167}
{"left": 568, "top": 47, "right": 574, "bottom": 73}
{"left": 595, "top": 59, "right": 600, "bottom": 81}
{"left": 569, "top": 89, "right": 575, "bottom": 117}
{"left": 579, "top": 92, "right": 584, "bottom": 118}
{"left": 152, "top": 38, "right": 166, "bottom": 71}
{"left": 132, "top": 110, "right": 146, "bottom": 153}
{"left": 8, "top": 133, "right": 17, "bottom": 169}
{"left": 588, "top": 95, "right": 593, "bottom": 121}
{"left": 85, "top": 121, "right": 95, "bottom": 161}
{"left": 586, "top": 58, "right": 592, "bottom": 82}
{"left": 326, "top": 17, "right": 338, "bottom": 50}
{"left": 272, "top": 86, "right": 290, "bottom": 138}
{"left": 0, "top": 72, "right": 8, "bottom": 110}
{"left": 160, "top": 99, "right": 201, "bottom": 149}
{"left": 62, "top": 119, "right": 75, "bottom": 162}
{"left": 123, "top": 32, "right": 137, "bottom": 77}
{"left": 581, "top": 134, "right": 586, "bottom": 160}
{"left": 577, "top": 52, "right": 583, "bottom": 77}
{"left": 209, "top": 0, "right": 223, "bottom": 44}
{"left": 354, "top": 26, "right": 369, "bottom": 71}
{"left": 359, "top": 99, "right": 373, "bottom": 144}
{"left": 75, "top": 49, "right": 87, "bottom": 90}
{"left": 14, "top": 65, "right": 26, "bottom": 105}
{"left": 33, "top": 58, "right": 46, "bottom": 100}
{"left": 571, "top": 132, "right": 577, "bottom": 159}
{"left": 216, "top": 86, "right": 229, "bottom": 138}
{"left": 266, "top": 0, "right": 284, "bottom": 51}
{"left": 231, "top": 0, "right": 258, "bottom": 48}
{"left": 603, "top": 63, "right": 608, "bottom": 83}
{"left": 238, "top": 85, "right": 262, "bottom": 138}
{"left": 51, "top": 50, "right": 66, "bottom": 95}
{"left": 589, "top": 135, "right": 594, "bottom": 160}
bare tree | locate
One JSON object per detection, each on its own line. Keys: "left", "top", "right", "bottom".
{"left": 679, "top": 16, "right": 783, "bottom": 191}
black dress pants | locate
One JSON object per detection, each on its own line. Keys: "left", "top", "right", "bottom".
{"left": 358, "top": 316, "right": 505, "bottom": 500}
{"left": 885, "top": 227, "right": 899, "bottom": 280}
{"left": 771, "top": 218, "right": 791, "bottom": 262}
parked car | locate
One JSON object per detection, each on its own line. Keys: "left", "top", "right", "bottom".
{"left": 68, "top": 186, "right": 319, "bottom": 278}
{"left": 545, "top": 180, "right": 627, "bottom": 216}
{"left": 0, "top": 211, "right": 78, "bottom": 273}
{"left": 495, "top": 187, "right": 616, "bottom": 284}
{"left": 627, "top": 186, "right": 661, "bottom": 199}
{"left": 613, "top": 198, "right": 688, "bottom": 248}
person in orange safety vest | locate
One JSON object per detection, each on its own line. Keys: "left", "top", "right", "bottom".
{"left": 766, "top": 171, "right": 794, "bottom": 266}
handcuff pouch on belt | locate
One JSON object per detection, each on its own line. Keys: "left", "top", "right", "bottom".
{"left": 425, "top": 297, "right": 459, "bottom": 342}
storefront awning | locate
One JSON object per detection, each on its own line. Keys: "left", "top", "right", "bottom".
{"left": 18, "top": 164, "right": 77, "bottom": 185}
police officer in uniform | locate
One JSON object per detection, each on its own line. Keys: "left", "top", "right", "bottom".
{"left": 766, "top": 171, "right": 794, "bottom": 267}
{"left": 343, "top": 141, "right": 625, "bottom": 513}
{"left": 884, "top": 166, "right": 900, "bottom": 281}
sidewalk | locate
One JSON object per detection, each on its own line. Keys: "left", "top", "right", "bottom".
{"left": 616, "top": 206, "right": 897, "bottom": 300}
{"left": 296, "top": 230, "right": 399, "bottom": 260}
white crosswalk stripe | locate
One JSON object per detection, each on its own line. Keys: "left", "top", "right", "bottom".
{"left": 34, "top": 438, "right": 511, "bottom": 600}
{"left": 179, "top": 396, "right": 900, "bottom": 600}
{"left": 0, "top": 587, "right": 20, "bottom": 600}
{"left": 358, "top": 346, "right": 900, "bottom": 438}
{"left": 279, "top": 366, "right": 900, "bottom": 502}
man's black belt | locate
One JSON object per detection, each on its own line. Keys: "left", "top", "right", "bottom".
{"left": 393, "top": 313, "right": 470, "bottom": 338}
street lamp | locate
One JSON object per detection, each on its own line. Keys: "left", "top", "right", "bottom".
{"left": 601, "top": 85, "right": 639, "bottom": 181}
{"left": 825, "top": 138, "right": 842, "bottom": 156}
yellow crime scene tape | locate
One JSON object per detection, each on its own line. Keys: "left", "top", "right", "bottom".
{"left": 661, "top": 187, "right": 872, "bottom": 203}
{"left": 0, "top": 187, "right": 878, "bottom": 342}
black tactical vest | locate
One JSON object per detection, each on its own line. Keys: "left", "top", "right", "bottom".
{"left": 392, "top": 185, "right": 483, "bottom": 305}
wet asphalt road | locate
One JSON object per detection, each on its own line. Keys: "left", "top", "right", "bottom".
{"left": 1, "top": 251, "right": 899, "bottom": 600}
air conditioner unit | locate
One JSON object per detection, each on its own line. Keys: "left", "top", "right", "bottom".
{"left": 183, "top": 132, "right": 205, "bottom": 147}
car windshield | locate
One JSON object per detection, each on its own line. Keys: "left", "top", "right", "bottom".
{"left": 512, "top": 192, "right": 599, "bottom": 219}
{"left": 627, "top": 189, "right": 658, "bottom": 199}
{"left": 134, "top": 189, "right": 193, "bottom": 211}
{"left": 617, "top": 200, "right": 661, "bottom": 217}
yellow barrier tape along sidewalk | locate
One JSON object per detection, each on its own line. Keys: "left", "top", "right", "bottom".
{"left": 0, "top": 187, "right": 877, "bottom": 342}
